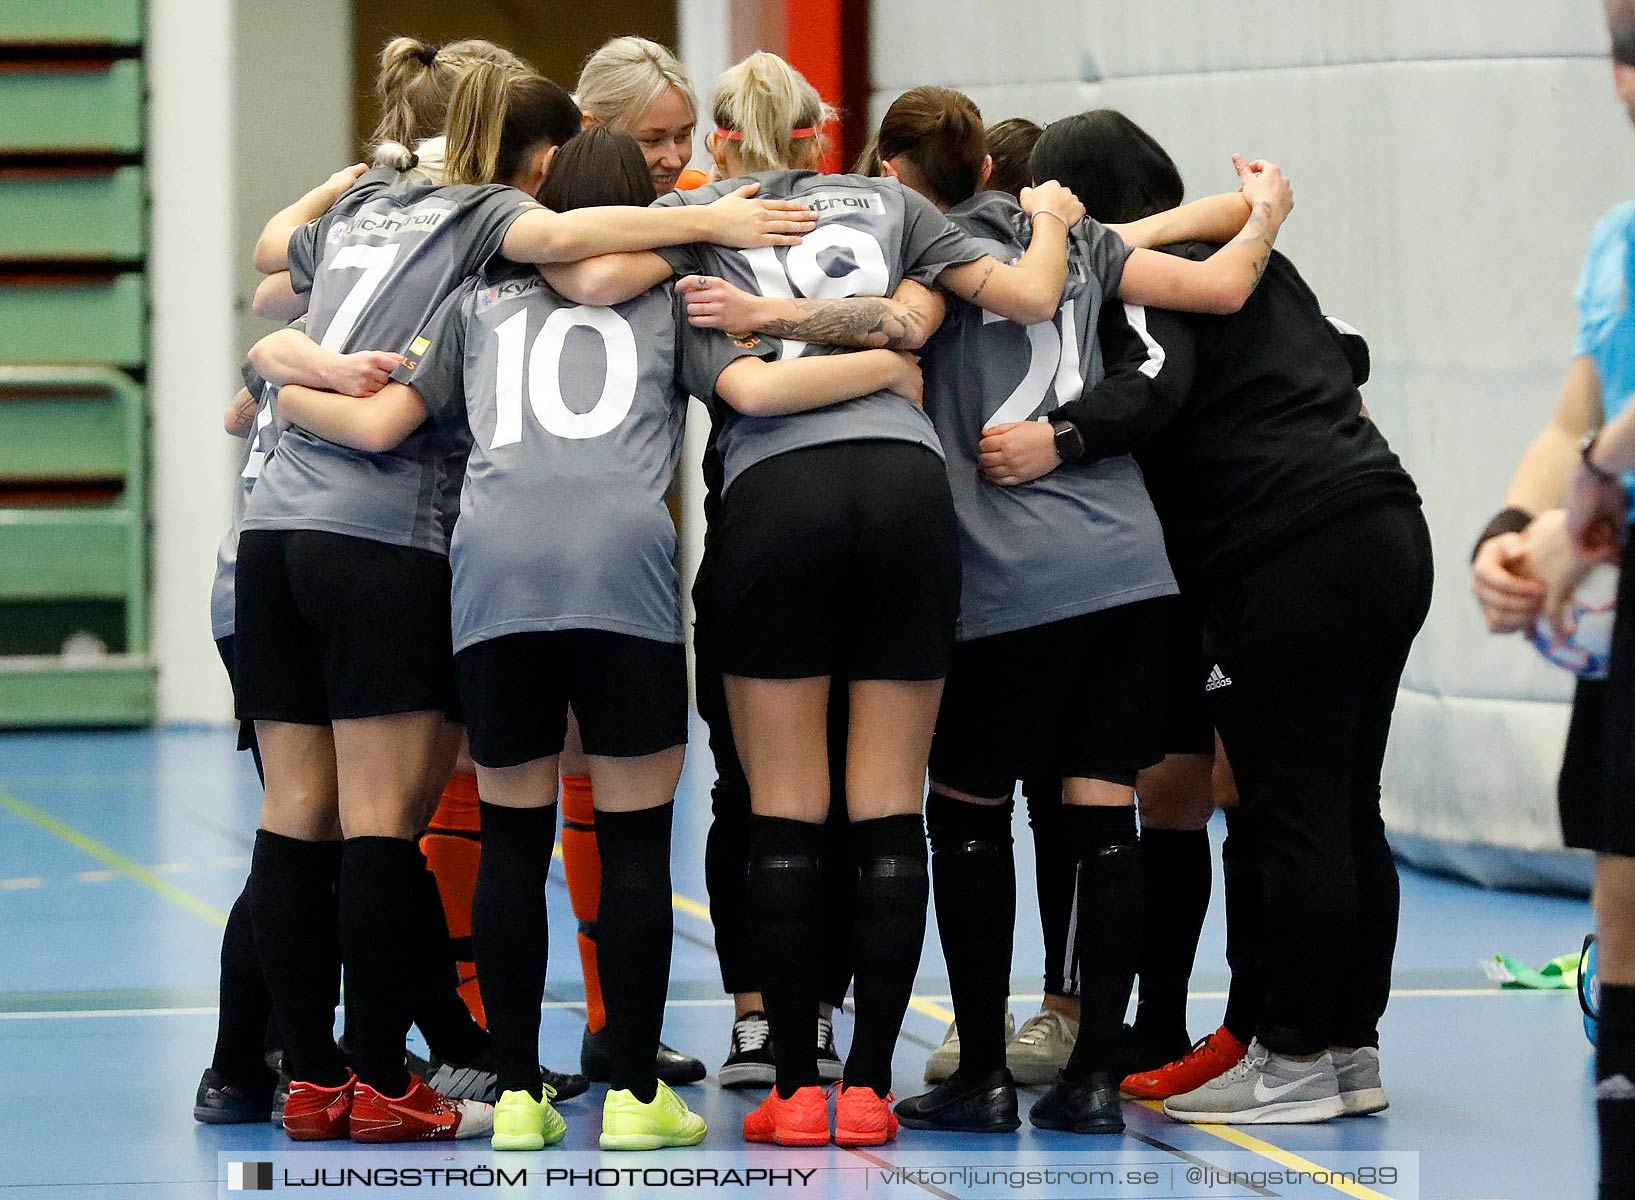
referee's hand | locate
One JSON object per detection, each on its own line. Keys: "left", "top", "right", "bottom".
{"left": 1471, "top": 531, "right": 1544, "bottom": 634}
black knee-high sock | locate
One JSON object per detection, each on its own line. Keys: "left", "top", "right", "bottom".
{"left": 1061, "top": 805, "right": 1142, "bottom": 1081}
{"left": 1135, "top": 827, "right": 1212, "bottom": 1041}
{"left": 340, "top": 836, "right": 425, "bottom": 1096}
{"left": 212, "top": 883, "right": 277, "bottom": 1082}
{"left": 845, "top": 813, "right": 929, "bottom": 1096}
{"left": 470, "top": 802, "right": 555, "bottom": 1100}
{"left": 1025, "top": 780, "right": 1080, "bottom": 997}
{"left": 1599, "top": 984, "right": 1635, "bottom": 1200}
{"left": 598, "top": 803, "right": 675, "bottom": 1104}
{"left": 248, "top": 830, "right": 346, "bottom": 1086}
{"left": 748, "top": 814, "right": 826, "bottom": 1098}
{"left": 819, "top": 802, "right": 857, "bottom": 1008}
{"left": 1221, "top": 808, "right": 1263, "bottom": 1043}
{"left": 409, "top": 848, "right": 490, "bottom": 1064}
{"left": 926, "top": 792, "right": 1014, "bottom": 1077}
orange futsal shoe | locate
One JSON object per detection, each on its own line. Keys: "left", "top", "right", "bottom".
{"left": 282, "top": 1073, "right": 356, "bottom": 1140}
{"left": 349, "top": 1074, "right": 494, "bottom": 1143}
{"left": 834, "top": 1084, "right": 898, "bottom": 1147}
{"left": 742, "top": 1085, "right": 831, "bottom": 1146}
{"left": 1120, "top": 1025, "right": 1249, "bottom": 1100}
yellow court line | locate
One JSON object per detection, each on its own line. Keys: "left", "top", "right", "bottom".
{"left": 1136, "top": 1100, "right": 1397, "bottom": 1200}
{"left": 0, "top": 790, "right": 228, "bottom": 929}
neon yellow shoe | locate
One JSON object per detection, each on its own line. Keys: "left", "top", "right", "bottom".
{"left": 600, "top": 1080, "right": 707, "bottom": 1151}
{"left": 491, "top": 1087, "right": 566, "bottom": 1151}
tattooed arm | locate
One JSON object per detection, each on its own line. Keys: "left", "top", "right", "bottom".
{"left": 1116, "top": 160, "right": 1291, "bottom": 315}
{"left": 679, "top": 275, "right": 947, "bottom": 350}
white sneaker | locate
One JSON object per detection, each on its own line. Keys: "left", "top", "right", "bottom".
{"left": 924, "top": 1010, "right": 1015, "bottom": 1084}
{"left": 1006, "top": 1009, "right": 1079, "bottom": 1086}
{"left": 1330, "top": 1045, "right": 1388, "bottom": 1116}
{"left": 1163, "top": 1039, "right": 1345, "bottom": 1125}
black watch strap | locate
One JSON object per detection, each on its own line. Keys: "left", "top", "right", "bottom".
{"left": 1581, "top": 430, "right": 1618, "bottom": 483}
{"left": 1050, "top": 417, "right": 1085, "bottom": 464}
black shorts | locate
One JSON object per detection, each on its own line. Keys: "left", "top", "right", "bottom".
{"left": 1159, "top": 594, "right": 1216, "bottom": 757}
{"left": 929, "top": 598, "right": 1170, "bottom": 797}
{"left": 456, "top": 629, "right": 687, "bottom": 768}
{"left": 214, "top": 635, "right": 258, "bottom": 754}
{"left": 234, "top": 529, "right": 459, "bottom": 725}
{"left": 708, "top": 441, "right": 960, "bottom": 681}
{"left": 1562, "top": 535, "right": 1635, "bottom": 856}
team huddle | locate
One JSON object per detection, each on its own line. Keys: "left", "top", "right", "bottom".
{"left": 197, "top": 31, "right": 1428, "bottom": 1152}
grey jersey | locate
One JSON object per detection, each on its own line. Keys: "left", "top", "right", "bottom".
{"left": 655, "top": 171, "right": 987, "bottom": 491}
{"left": 923, "top": 192, "right": 1177, "bottom": 640}
{"left": 210, "top": 360, "right": 282, "bottom": 640}
{"left": 394, "top": 262, "right": 768, "bottom": 652}
{"left": 242, "top": 169, "right": 536, "bottom": 552}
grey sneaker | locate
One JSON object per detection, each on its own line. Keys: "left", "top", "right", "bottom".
{"left": 924, "top": 1010, "right": 1016, "bottom": 1084}
{"left": 1163, "top": 1039, "right": 1345, "bottom": 1124}
{"left": 1330, "top": 1046, "right": 1388, "bottom": 1116}
{"left": 1006, "top": 1009, "right": 1079, "bottom": 1086}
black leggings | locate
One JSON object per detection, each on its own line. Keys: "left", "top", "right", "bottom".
{"left": 1204, "top": 501, "right": 1432, "bottom": 1054}
{"left": 695, "top": 585, "right": 854, "bottom": 1006}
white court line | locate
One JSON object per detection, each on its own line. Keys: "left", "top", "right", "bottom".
{"left": 0, "top": 877, "right": 43, "bottom": 890}
{"left": 0, "top": 986, "right": 1567, "bottom": 1022}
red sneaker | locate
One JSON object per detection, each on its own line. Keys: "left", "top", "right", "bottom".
{"left": 349, "top": 1074, "right": 494, "bottom": 1143}
{"left": 1121, "top": 1026, "right": 1248, "bottom": 1100}
{"left": 282, "top": 1073, "right": 356, "bottom": 1141}
{"left": 742, "top": 1086, "right": 830, "bottom": 1146}
{"left": 834, "top": 1084, "right": 897, "bottom": 1147}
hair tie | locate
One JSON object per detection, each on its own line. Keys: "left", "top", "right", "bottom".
{"left": 417, "top": 45, "right": 438, "bottom": 66}
{"left": 714, "top": 126, "right": 817, "bottom": 142}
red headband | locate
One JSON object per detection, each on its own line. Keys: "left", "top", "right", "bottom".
{"left": 714, "top": 126, "right": 818, "bottom": 141}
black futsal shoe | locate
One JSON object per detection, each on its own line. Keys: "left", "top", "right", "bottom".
{"left": 405, "top": 1048, "right": 590, "bottom": 1104}
{"left": 581, "top": 1024, "right": 707, "bottom": 1086}
{"left": 194, "top": 1066, "right": 277, "bottom": 1124}
{"left": 895, "top": 1068, "right": 1022, "bottom": 1133}
{"left": 720, "top": 1011, "right": 778, "bottom": 1089}
{"left": 1029, "top": 1069, "right": 1126, "bottom": 1134}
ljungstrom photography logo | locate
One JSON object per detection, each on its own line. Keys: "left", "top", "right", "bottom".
{"left": 227, "top": 1161, "right": 274, "bottom": 1192}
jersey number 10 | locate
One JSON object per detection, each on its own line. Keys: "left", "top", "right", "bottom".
{"left": 487, "top": 306, "right": 639, "bottom": 449}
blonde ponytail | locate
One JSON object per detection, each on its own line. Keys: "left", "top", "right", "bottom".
{"left": 369, "top": 36, "right": 531, "bottom": 160}
{"left": 711, "top": 51, "right": 829, "bottom": 173}
{"left": 444, "top": 65, "right": 582, "bottom": 187}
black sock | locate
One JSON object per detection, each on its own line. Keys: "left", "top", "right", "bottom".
{"left": 926, "top": 792, "right": 1014, "bottom": 1077}
{"left": 1025, "top": 779, "right": 1079, "bottom": 998}
{"left": 597, "top": 803, "right": 675, "bottom": 1104}
{"left": 1599, "top": 983, "right": 1635, "bottom": 1200}
{"left": 749, "top": 814, "right": 826, "bottom": 1098}
{"left": 409, "top": 848, "right": 490, "bottom": 1064}
{"left": 1061, "top": 804, "right": 1142, "bottom": 1081}
{"left": 211, "top": 882, "right": 277, "bottom": 1082}
{"left": 471, "top": 802, "right": 555, "bottom": 1100}
{"left": 340, "top": 836, "right": 424, "bottom": 1096}
{"left": 819, "top": 801, "right": 857, "bottom": 1007}
{"left": 1135, "top": 827, "right": 1211, "bottom": 1042}
{"left": 248, "top": 830, "right": 346, "bottom": 1086}
{"left": 1221, "top": 808, "right": 1263, "bottom": 1043}
{"left": 844, "top": 813, "right": 929, "bottom": 1096}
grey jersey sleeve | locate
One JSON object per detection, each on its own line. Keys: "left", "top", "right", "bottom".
{"left": 648, "top": 188, "right": 706, "bottom": 277}
{"left": 1079, "top": 220, "right": 1133, "bottom": 298}
{"left": 451, "top": 187, "right": 541, "bottom": 278}
{"left": 390, "top": 282, "right": 472, "bottom": 428}
{"left": 899, "top": 185, "right": 990, "bottom": 285}
{"left": 286, "top": 168, "right": 396, "bottom": 294}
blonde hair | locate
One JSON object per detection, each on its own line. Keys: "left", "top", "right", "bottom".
{"left": 369, "top": 36, "right": 531, "bottom": 154}
{"left": 711, "top": 51, "right": 831, "bottom": 174}
{"left": 576, "top": 36, "right": 697, "bottom": 130}
{"left": 444, "top": 61, "right": 581, "bottom": 187}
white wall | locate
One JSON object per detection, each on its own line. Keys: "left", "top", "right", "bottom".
{"left": 871, "top": 0, "right": 1631, "bottom": 875}
{"left": 146, "top": 0, "right": 352, "bottom": 722}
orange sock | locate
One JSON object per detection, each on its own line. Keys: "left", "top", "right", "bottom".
{"left": 559, "top": 774, "right": 606, "bottom": 1034}
{"left": 420, "top": 770, "right": 486, "bottom": 1028}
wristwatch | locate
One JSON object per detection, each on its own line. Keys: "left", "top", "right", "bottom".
{"left": 1049, "top": 416, "right": 1085, "bottom": 464}
{"left": 1580, "top": 430, "right": 1618, "bottom": 482}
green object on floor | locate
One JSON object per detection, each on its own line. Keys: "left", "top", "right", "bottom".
{"left": 1483, "top": 952, "right": 1582, "bottom": 990}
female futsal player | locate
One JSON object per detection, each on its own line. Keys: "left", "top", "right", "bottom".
{"left": 1011, "top": 109, "right": 1428, "bottom": 1125}
{"left": 238, "top": 63, "right": 817, "bottom": 1143}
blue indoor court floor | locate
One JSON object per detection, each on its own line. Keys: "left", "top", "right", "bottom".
{"left": 0, "top": 724, "right": 1597, "bottom": 1200}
